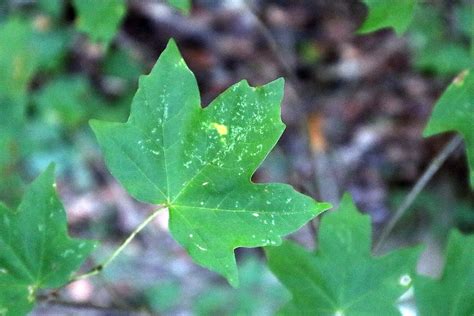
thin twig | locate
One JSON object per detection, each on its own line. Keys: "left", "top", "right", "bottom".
{"left": 37, "top": 298, "right": 149, "bottom": 315}
{"left": 374, "top": 135, "right": 463, "bottom": 252}
{"left": 243, "top": 2, "right": 300, "bottom": 88}
{"left": 72, "top": 205, "right": 166, "bottom": 282}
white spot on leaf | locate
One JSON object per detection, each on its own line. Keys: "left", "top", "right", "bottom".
{"left": 399, "top": 274, "right": 412, "bottom": 286}
{"left": 195, "top": 244, "right": 208, "bottom": 251}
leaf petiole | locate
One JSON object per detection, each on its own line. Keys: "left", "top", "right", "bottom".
{"left": 71, "top": 205, "right": 167, "bottom": 282}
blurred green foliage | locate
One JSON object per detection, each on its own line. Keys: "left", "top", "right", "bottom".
{"left": 98, "top": 248, "right": 288, "bottom": 314}
{"left": 0, "top": 0, "right": 139, "bottom": 205}
{"left": 0, "top": 17, "right": 41, "bottom": 103}
{"left": 191, "top": 256, "right": 290, "bottom": 316}
{"left": 0, "top": 97, "right": 25, "bottom": 206}
{"left": 167, "top": 0, "right": 191, "bottom": 14}
{"left": 408, "top": 4, "right": 473, "bottom": 75}
{"left": 34, "top": 76, "right": 105, "bottom": 129}
{"left": 73, "top": 0, "right": 126, "bottom": 45}
{"left": 415, "top": 230, "right": 474, "bottom": 315}
{"left": 358, "top": 0, "right": 417, "bottom": 35}
{"left": 424, "top": 69, "right": 474, "bottom": 187}
{"left": 145, "top": 280, "right": 181, "bottom": 314}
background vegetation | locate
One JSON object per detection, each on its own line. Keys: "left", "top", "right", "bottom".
{"left": 0, "top": 0, "right": 472, "bottom": 314}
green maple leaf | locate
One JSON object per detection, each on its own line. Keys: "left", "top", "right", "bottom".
{"left": 0, "top": 165, "right": 97, "bottom": 316}
{"left": 415, "top": 230, "right": 474, "bottom": 315}
{"left": 424, "top": 69, "right": 474, "bottom": 188}
{"left": 73, "top": 0, "right": 126, "bottom": 45}
{"left": 167, "top": 0, "right": 191, "bottom": 14}
{"left": 90, "top": 39, "right": 330, "bottom": 286}
{"left": 358, "top": 0, "right": 417, "bottom": 35}
{"left": 266, "top": 194, "right": 421, "bottom": 315}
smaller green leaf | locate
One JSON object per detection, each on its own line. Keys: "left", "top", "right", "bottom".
{"left": 32, "top": 28, "right": 70, "bottom": 73}
{"left": 414, "top": 230, "right": 474, "bottom": 316}
{"left": 0, "top": 16, "right": 69, "bottom": 103}
{"left": 456, "top": 5, "right": 474, "bottom": 38}
{"left": 167, "top": 0, "right": 191, "bottom": 14}
{"left": 193, "top": 256, "right": 290, "bottom": 315}
{"left": 103, "top": 48, "right": 144, "bottom": 82}
{"left": 35, "top": 77, "right": 88, "bottom": 128}
{"left": 0, "top": 17, "right": 40, "bottom": 103}
{"left": 414, "top": 43, "right": 472, "bottom": 76}
{"left": 34, "top": 75, "right": 105, "bottom": 129}
{"left": 37, "top": 0, "right": 64, "bottom": 19}
{"left": 0, "top": 97, "right": 25, "bottom": 207}
{"left": 73, "top": 0, "right": 126, "bottom": 45}
{"left": 408, "top": 6, "right": 471, "bottom": 76}
{"left": 0, "top": 165, "right": 98, "bottom": 316}
{"left": 266, "top": 194, "right": 421, "bottom": 315}
{"left": 423, "top": 69, "right": 474, "bottom": 188}
{"left": 358, "top": 0, "right": 417, "bottom": 35}
{"left": 145, "top": 280, "right": 181, "bottom": 313}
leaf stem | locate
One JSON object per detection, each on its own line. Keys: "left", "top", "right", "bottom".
{"left": 374, "top": 135, "right": 463, "bottom": 252}
{"left": 72, "top": 205, "right": 166, "bottom": 282}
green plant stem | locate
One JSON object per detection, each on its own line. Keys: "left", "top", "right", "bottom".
{"left": 72, "top": 205, "right": 166, "bottom": 282}
{"left": 374, "top": 135, "right": 463, "bottom": 253}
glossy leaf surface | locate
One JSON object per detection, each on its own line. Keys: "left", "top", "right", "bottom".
{"left": 266, "top": 194, "right": 421, "bottom": 315}
{"left": 0, "top": 166, "right": 97, "bottom": 316}
{"left": 424, "top": 69, "right": 474, "bottom": 188}
{"left": 358, "top": 0, "right": 417, "bottom": 35}
{"left": 415, "top": 230, "right": 474, "bottom": 316}
{"left": 91, "top": 39, "right": 330, "bottom": 286}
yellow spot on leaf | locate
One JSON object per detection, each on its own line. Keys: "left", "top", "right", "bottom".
{"left": 211, "top": 123, "right": 228, "bottom": 136}
{"left": 453, "top": 69, "right": 469, "bottom": 86}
